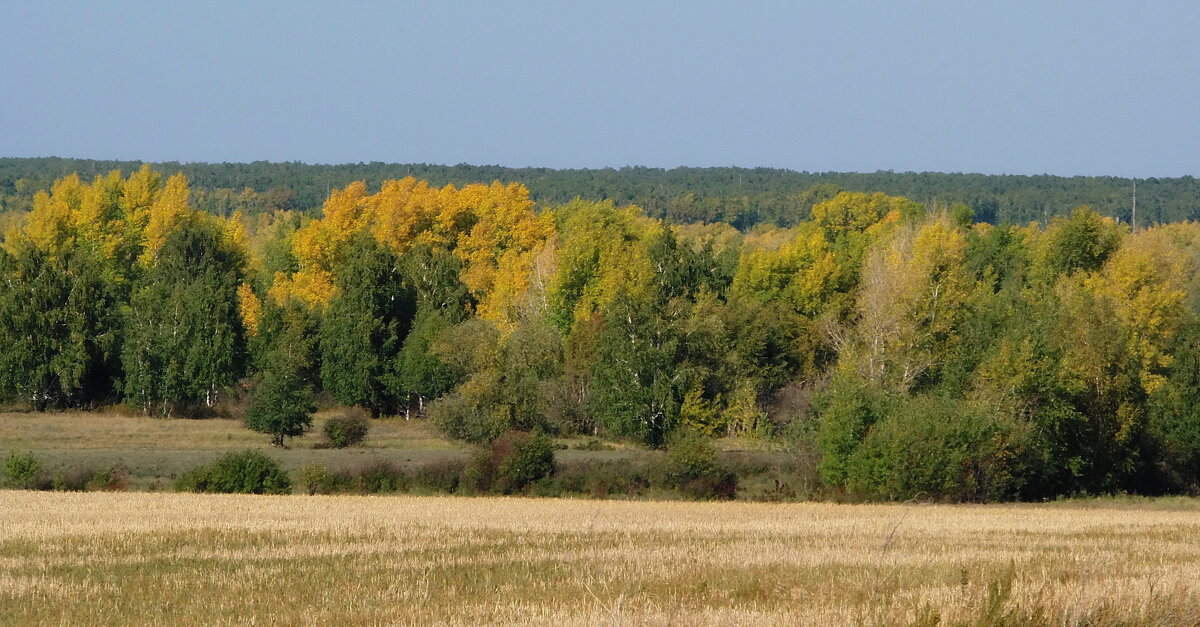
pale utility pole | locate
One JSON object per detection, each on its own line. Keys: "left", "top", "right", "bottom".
{"left": 1132, "top": 179, "right": 1137, "bottom": 232}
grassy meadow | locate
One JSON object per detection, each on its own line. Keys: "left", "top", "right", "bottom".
{"left": 0, "top": 410, "right": 667, "bottom": 491}
{"left": 3, "top": 491, "right": 1200, "bottom": 625}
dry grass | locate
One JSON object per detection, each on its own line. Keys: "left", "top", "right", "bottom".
{"left": 0, "top": 411, "right": 660, "bottom": 489}
{"left": 0, "top": 410, "right": 456, "bottom": 451}
{"left": 3, "top": 491, "right": 1199, "bottom": 626}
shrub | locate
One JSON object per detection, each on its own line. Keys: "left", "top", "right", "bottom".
{"left": 497, "top": 432, "right": 556, "bottom": 493}
{"left": 4, "top": 451, "right": 43, "bottom": 489}
{"left": 53, "top": 465, "right": 96, "bottom": 491}
{"left": 840, "top": 396, "right": 1030, "bottom": 502}
{"left": 428, "top": 389, "right": 509, "bottom": 444}
{"left": 656, "top": 432, "right": 737, "bottom": 500}
{"left": 298, "top": 464, "right": 333, "bottom": 495}
{"left": 87, "top": 463, "right": 131, "bottom": 492}
{"left": 175, "top": 450, "right": 292, "bottom": 494}
{"left": 411, "top": 459, "right": 465, "bottom": 494}
{"left": 352, "top": 462, "right": 408, "bottom": 493}
{"left": 323, "top": 414, "right": 370, "bottom": 448}
{"left": 554, "top": 460, "right": 650, "bottom": 499}
{"left": 463, "top": 431, "right": 557, "bottom": 495}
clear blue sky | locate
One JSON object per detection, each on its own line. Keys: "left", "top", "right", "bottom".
{"left": 2, "top": 2, "right": 1197, "bottom": 177}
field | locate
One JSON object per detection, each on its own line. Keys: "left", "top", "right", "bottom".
{"left": 0, "top": 410, "right": 663, "bottom": 490}
{"left": 3, "top": 491, "right": 1200, "bottom": 626}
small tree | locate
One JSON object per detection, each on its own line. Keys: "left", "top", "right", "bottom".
{"left": 246, "top": 308, "right": 315, "bottom": 447}
{"left": 246, "top": 367, "right": 315, "bottom": 447}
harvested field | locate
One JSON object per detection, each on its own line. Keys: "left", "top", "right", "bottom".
{"left": 2, "top": 491, "right": 1199, "bottom": 625}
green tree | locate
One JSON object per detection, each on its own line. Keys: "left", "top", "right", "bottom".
{"left": 122, "top": 218, "right": 246, "bottom": 416}
{"left": 0, "top": 242, "right": 120, "bottom": 409}
{"left": 246, "top": 309, "right": 315, "bottom": 446}
{"left": 318, "top": 233, "right": 415, "bottom": 416}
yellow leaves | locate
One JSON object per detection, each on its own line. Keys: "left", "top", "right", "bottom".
{"left": 849, "top": 215, "right": 973, "bottom": 391}
{"left": 292, "top": 181, "right": 371, "bottom": 274}
{"left": 237, "top": 283, "right": 262, "bottom": 337}
{"left": 268, "top": 269, "right": 338, "bottom": 310}
{"left": 732, "top": 222, "right": 838, "bottom": 316}
{"left": 268, "top": 178, "right": 553, "bottom": 326}
{"left": 1084, "top": 228, "right": 1191, "bottom": 393}
{"left": 141, "top": 173, "right": 192, "bottom": 265}
{"left": 454, "top": 182, "right": 554, "bottom": 328}
{"left": 812, "top": 192, "right": 920, "bottom": 238}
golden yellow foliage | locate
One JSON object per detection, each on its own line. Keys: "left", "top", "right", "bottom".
{"left": 1084, "top": 227, "right": 1192, "bottom": 393}
{"left": 236, "top": 283, "right": 262, "bottom": 337}
{"left": 733, "top": 222, "right": 839, "bottom": 316}
{"left": 140, "top": 173, "right": 192, "bottom": 265}
{"left": 272, "top": 178, "right": 553, "bottom": 328}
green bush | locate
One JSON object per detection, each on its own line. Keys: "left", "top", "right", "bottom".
{"left": 554, "top": 460, "right": 650, "bottom": 499}
{"left": 463, "top": 431, "right": 557, "bottom": 494}
{"left": 323, "top": 414, "right": 370, "bottom": 448}
{"left": 175, "top": 450, "right": 292, "bottom": 495}
{"left": 655, "top": 432, "right": 738, "bottom": 500}
{"left": 298, "top": 464, "right": 333, "bottom": 495}
{"left": 87, "top": 463, "right": 131, "bottom": 492}
{"left": 351, "top": 462, "right": 409, "bottom": 493}
{"left": 497, "top": 432, "right": 556, "bottom": 493}
{"left": 53, "top": 465, "right": 95, "bottom": 491}
{"left": 4, "top": 451, "right": 43, "bottom": 489}
{"left": 831, "top": 395, "right": 1030, "bottom": 502}
{"left": 428, "top": 390, "right": 509, "bottom": 444}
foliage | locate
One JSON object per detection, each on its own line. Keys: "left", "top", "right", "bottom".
{"left": 463, "top": 431, "right": 557, "bottom": 494}
{"left": 175, "top": 450, "right": 291, "bottom": 494}
{"left": 245, "top": 304, "right": 316, "bottom": 446}
{"left": 656, "top": 431, "right": 737, "bottom": 500}
{"left": 323, "top": 414, "right": 370, "bottom": 448}
{"left": 10, "top": 165, "right": 1200, "bottom": 502}
{"left": 4, "top": 450, "right": 43, "bottom": 489}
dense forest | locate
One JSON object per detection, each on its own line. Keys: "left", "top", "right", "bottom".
{"left": 3, "top": 165, "right": 1200, "bottom": 501}
{"left": 3, "top": 157, "right": 1199, "bottom": 229}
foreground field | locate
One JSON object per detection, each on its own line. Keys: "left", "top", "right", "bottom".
{"left": 3, "top": 492, "right": 1200, "bottom": 625}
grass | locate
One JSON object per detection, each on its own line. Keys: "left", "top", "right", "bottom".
{"left": 3, "top": 491, "right": 1200, "bottom": 625}
{"left": 0, "top": 410, "right": 668, "bottom": 490}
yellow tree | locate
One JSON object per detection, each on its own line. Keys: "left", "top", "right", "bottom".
{"left": 732, "top": 221, "right": 839, "bottom": 317}
{"left": 844, "top": 215, "right": 973, "bottom": 391}
{"left": 1083, "top": 227, "right": 1191, "bottom": 394}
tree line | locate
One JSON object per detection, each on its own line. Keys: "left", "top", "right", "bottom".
{"left": 3, "top": 157, "right": 1199, "bottom": 229}
{"left": 3, "top": 166, "right": 1200, "bottom": 500}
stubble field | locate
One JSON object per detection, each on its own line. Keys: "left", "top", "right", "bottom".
{"left": 3, "top": 491, "right": 1200, "bottom": 626}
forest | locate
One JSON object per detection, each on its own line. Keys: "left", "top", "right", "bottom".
{"left": 4, "top": 157, "right": 1200, "bottom": 228}
{"left": 3, "top": 165, "right": 1200, "bottom": 501}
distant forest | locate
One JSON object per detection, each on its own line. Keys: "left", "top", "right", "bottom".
{"left": 1, "top": 157, "right": 1196, "bottom": 228}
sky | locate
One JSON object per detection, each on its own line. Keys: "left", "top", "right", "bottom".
{"left": 1, "top": 1, "right": 1198, "bottom": 177}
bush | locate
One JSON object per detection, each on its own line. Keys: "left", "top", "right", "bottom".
{"left": 298, "top": 464, "right": 333, "bottom": 495}
{"left": 463, "top": 431, "right": 557, "bottom": 494}
{"left": 175, "top": 450, "right": 292, "bottom": 495}
{"left": 323, "top": 414, "right": 370, "bottom": 448}
{"left": 411, "top": 459, "right": 465, "bottom": 494}
{"left": 497, "top": 432, "right": 556, "bottom": 493}
{"left": 351, "top": 462, "right": 409, "bottom": 493}
{"left": 655, "top": 432, "right": 738, "bottom": 500}
{"left": 554, "top": 460, "right": 650, "bottom": 499}
{"left": 838, "top": 395, "right": 1030, "bottom": 502}
{"left": 428, "top": 389, "right": 509, "bottom": 444}
{"left": 53, "top": 465, "right": 96, "bottom": 491}
{"left": 87, "top": 463, "right": 131, "bottom": 492}
{"left": 4, "top": 451, "right": 43, "bottom": 489}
